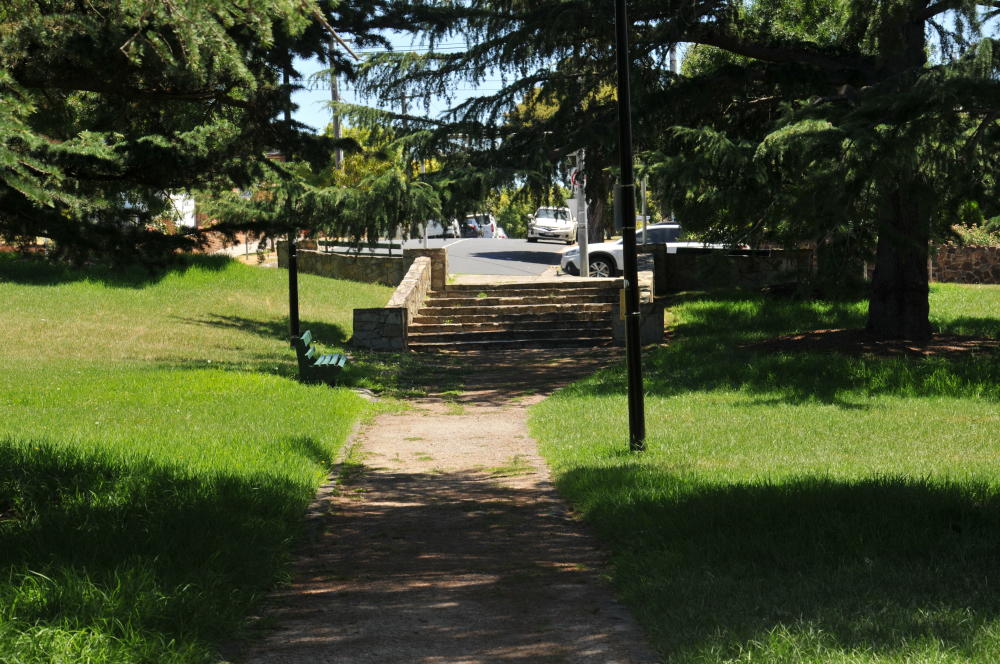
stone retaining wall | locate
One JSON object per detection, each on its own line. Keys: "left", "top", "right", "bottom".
{"left": 350, "top": 249, "right": 447, "bottom": 352}
{"left": 277, "top": 241, "right": 411, "bottom": 287}
{"left": 932, "top": 246, "right": 1000, "bottom": 284}
{"left": 387, "top": 257, "right": 433, "bottom": 323}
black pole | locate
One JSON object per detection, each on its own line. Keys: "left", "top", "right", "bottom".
{"left": 614, "top": 0, "right": 646, "bottom": 451}
{"left": 288, "top": 235, "right": 300, "bottom": 342}
{"left": 283, "top": 67, "right": 301, "bottom": 343}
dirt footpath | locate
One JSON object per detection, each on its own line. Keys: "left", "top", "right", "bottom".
{"left": 240, "top": 349, "right": 659, "bottom": 664}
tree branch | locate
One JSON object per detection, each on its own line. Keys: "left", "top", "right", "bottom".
{"left": 683, "top": 24, "right": 877, "bottom": 80}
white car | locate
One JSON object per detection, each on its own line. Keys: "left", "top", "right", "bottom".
{"left": 560, "top": 223, "right": 725, "bottom": 277}
{"left": 465, "top": 213, "right": 498, "bottom": 238}
{"left": 416, "top": 219, "right": 460, "bottom": 239}
{"left": 495, "top": 226, "right": 509, "bottom": 239}
{"left": 527, "top": 207, "right": 577, "bottom": 244}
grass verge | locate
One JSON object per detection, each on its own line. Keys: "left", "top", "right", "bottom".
{"left": 0, "top": 254, "right": 393, "bottom": 662}
{"left": 531, "top": 284, "right": 1000, "bottom": 663}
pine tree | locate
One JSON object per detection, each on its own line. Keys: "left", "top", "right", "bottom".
{"left": 647, "top": 0, "right": 1000, "bottom": 339}
{"left": 0, "top": 0, "right": 383, "bottom": 266}
{"left": 360, "top": 0, "right": 1000, "bottom": 340}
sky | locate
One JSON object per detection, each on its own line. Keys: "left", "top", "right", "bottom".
{"left": 291, "top": 33, "right": 505, "bottom": 134}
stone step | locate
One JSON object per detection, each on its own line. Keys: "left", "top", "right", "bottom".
{"left": 424, "top": 293, "right": 618, "bottom": 307}
{"left": 409, "top": 320, "right": 613, "bottom": 334}
{"left": 417, "top": 302, "right": 614, "bottom": 318}
{"left": 409, "top": 336, "right": 615, "bottom": 352}
{"left": 433, "top": 287, "right": 619, "bottom": 300}
{"left": 411, "top": 310, "right": 613, "bottom": 325}
{"left": 445, "top": 279, "right": 622, "bottom": 292}
{"left": 408, "top": 326, "right": 613, "bottom": 344}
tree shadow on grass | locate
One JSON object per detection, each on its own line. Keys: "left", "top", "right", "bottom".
{"left": 574, "top": 294, "right": 1000, "bottom": 407}
{"left": 0, "top": 438, "right": 316, "bottom": 651}
{"left": 177, "top": 313, "right": 348, "bottom": 347}
{"left": 0, "top": 253, "right": 231, "bottom": 289}
{"left": 557, "top": 464, "right": 1000, "bottom": 661}
{"left": 934, "top": 315, "right": 1000, "bottom": 339}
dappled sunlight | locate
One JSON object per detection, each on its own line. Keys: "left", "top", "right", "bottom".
{"left": 555, "top": 465, "right": 1000, "bottom": 662}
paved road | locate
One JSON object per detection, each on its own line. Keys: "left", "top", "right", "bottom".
{"left": 403, "top": 238, "right": 569, "bottom": 275}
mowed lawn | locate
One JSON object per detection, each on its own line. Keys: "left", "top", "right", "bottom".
{"left": 532, "top": 284, "right": 1000, "bottom": 663}
{"left": 0, "top": 255, "right": 393, "bottom": 663}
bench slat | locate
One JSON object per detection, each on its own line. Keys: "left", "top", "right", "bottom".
{"left": 292, "top": 330, "right": 348, "bottom": 385}
{"left": 315, "top": 353, "right": 346, "bottom": 367}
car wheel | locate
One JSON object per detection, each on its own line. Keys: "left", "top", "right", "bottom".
{"left": 526, "top": 237, "right": 538, "bottom": 243}
{"left": 588, "top": 256, "right": 616, "bottom": 278}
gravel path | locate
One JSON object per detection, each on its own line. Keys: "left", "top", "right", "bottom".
{"left": 240, "top": 349, "right": 659, "bottom": 664}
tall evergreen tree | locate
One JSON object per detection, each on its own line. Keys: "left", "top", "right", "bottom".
{"left": 648, "top": 0, "right": 1000, "bottom": 340}
{"left": 0, "top": 0, "right": 385, "bottom": 265}
{"left": 361, "top": 0, "right": 1000, "bottom": 339}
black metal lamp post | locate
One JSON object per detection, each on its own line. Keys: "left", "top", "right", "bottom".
{"left": 288, "top": 233, "right": 300, "bottom": 342}
{"left": 614, "top": 0, "right": 646, "bottom": 451}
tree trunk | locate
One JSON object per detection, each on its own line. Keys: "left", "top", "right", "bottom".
{"left": 866, "top": 11, "right": 933, "bottom": 340}
{"left": 585, "top": 169, "right": 612, "bottom": 241}
{"left": 866, "top": 186, "right": 932, "bottom": 340}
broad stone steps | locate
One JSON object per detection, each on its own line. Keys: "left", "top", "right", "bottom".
{"left": 424, "top": 294, "right": 618, "bottom": 307}
{"left": 408, "top": 279, "right": 620, "bottom": 352}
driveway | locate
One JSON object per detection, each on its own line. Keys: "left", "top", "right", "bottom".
{"left": 403, "top": 238, "right": 569, "bottom": 276}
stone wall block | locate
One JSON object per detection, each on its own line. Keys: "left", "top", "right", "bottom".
{"left": 277, "top": 241, "right": 412, "bottom": 287}
{"left": 932, "top": 246, "right": 1000, "bottom": 284}
{"left": 653, "top": 249, "right": 813, "bottom": 293}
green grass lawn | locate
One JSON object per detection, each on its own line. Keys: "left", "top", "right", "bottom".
{"left": 531, "top": 283, "right": 1000, "bottom": 663}
{"left": 0, "top": 255, "right": 393, "bottom": 663}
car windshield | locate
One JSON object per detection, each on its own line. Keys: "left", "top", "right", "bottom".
{"left": 468, "top": 215, "right": 490, "bottom": 224}
{"left": 637, "top": 226, "right": 682, "bottom": 243}
{"left": 535, "top": 208, "right": 569, "bottom": 221}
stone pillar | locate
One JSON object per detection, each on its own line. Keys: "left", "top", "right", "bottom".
{"left": 612, "top": 301, "right": 665, "bottom": 346}
{"left": 403, "top": 248, "right": 448, "bottom": 291}
{"left": 351, "top": 307, "right": 408, "bottom": 352}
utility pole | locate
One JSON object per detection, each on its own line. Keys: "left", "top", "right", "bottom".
{"left": 575, "top": 149, "right": 589, "bottom": 276}
{"left": 614, "top": 0, "right": 646, "bottom": 452}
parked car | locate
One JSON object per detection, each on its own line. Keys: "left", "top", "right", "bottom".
{"left": 413, "top": 219, "right": 460, "bottom": 239}
{"left": 465, "top": 213, "right": 498, "bottom": 238}
{"left": 495, "top": 226, "right": 509, "bottom": 239}
{"left": 560, "top": 223, "right": 725, "bottom": 277}
{"left": 527, "top": 207, "right": 577, "bottom": 244}
{"left": 459, "top": 217, "right": 480, "bottom": 238}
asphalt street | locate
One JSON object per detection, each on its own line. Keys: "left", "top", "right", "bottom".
{"left": 402, "top": 238, "right": 569, "bottom": 276}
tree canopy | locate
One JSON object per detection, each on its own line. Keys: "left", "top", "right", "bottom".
{"left": 0, "top": 0, "right": 383, "bottom": 265}
{"left": 356, "top": 0, "right": 1000, "bottom": 338}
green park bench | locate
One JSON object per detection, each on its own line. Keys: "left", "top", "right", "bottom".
{"left": 291, "top": 330, "right": 347, "bottom": 385}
